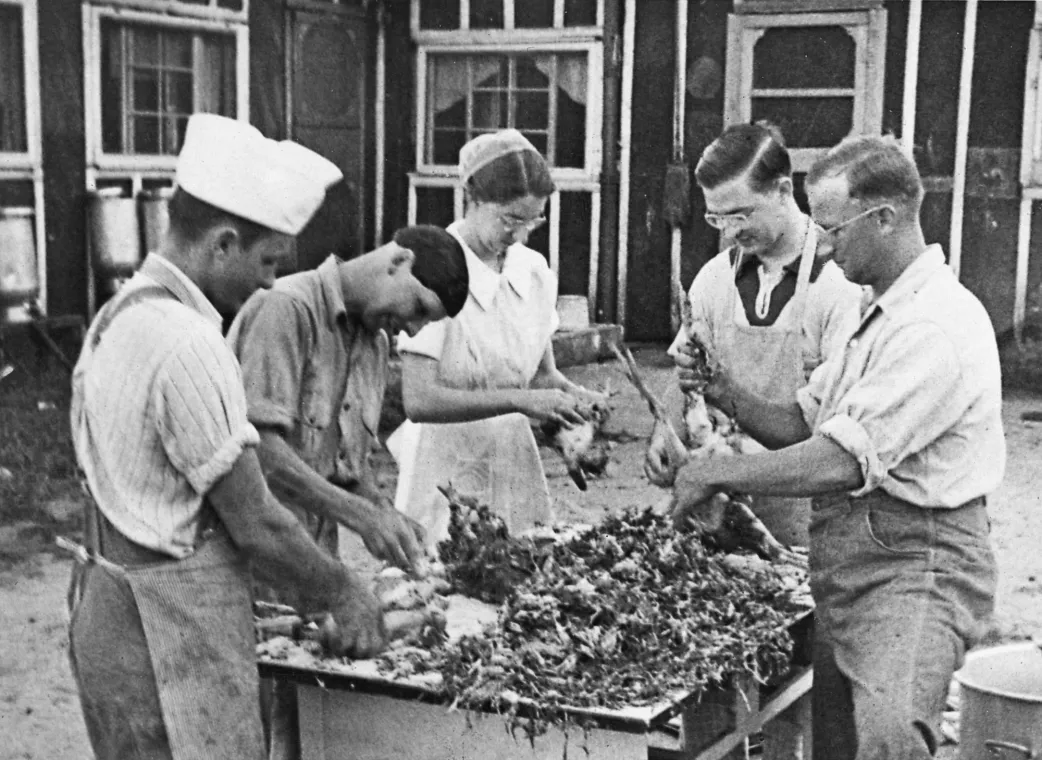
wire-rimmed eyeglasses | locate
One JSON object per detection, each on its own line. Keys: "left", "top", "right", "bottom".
{"left": 499, "top": 213, "right": 547, "bottom": 233}
{"left": 818, "top": 204, "right": 891, "bottom": 238}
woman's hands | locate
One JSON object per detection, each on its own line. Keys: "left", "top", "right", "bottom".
{"left": 516, "top": 389, "right": 589, "bottom": 427}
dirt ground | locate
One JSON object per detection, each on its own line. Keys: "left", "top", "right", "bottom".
{"left": 1, "top": 348, "right": 1040, "bottom": 759}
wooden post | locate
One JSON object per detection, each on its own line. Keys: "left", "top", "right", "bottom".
{"left": 900, "top": 0, "right": 922, "bottom": 149}
{"left": 948, "top": 0, "right": 979, "bottom": 277}
{"left": 616, "top": 0, "right": 636, "bottom": 327}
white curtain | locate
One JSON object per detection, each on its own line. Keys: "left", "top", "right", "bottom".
{"left": 196, "top": 34, "right": 235, "bottom": 116}
{"left": 431, "top": 53, "right": 587, "bottom": 117}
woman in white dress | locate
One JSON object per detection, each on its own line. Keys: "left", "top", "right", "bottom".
{"left": 389, "top": 129, "right": 602, "bottom": 549}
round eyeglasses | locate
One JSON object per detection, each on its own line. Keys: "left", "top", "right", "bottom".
{"left": 703, "top": 211, "right": 750, "bottom": 231}
{"left": 499, "top": 213, "right": 547, "bottom": 233}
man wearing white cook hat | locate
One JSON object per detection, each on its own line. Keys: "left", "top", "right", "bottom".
{"left": 66, "top": 113, "right": 384, "bottom": 760}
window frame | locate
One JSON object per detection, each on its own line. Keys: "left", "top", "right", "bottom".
{"left": 408, "top": 0, "right": 605, "bottom": 306}
{"left": 83, "top": 3, "right": 250, "bottom": 173}
{"left": 411, "top": 0, "right": 603, "bottom": 41}
{"left": 414, "top": 42, "right": 604, "bottom": 182}
{"left": 83, "top": 0, "right": 248, "bottom": 24}
{"left": 1021, "top": 8, "right": 1042, "bottom": 193}
{"left": 724, "top": 8, "right": 887, "bottom": 172}
{"left": 0, "top": 0, "right": 47, "bottom": 316}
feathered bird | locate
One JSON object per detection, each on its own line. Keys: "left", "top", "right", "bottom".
{"left": 670, "top": 491, "right": 801, "bottom": 564}
{"left": 541, "top": 400, "right": 611, "bottom": 491}
{"left": 613, "top": 342, "right": 793, "bottom": 563}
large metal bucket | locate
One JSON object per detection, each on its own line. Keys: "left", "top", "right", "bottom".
{"left": 88, "top": 187, "right": 141, "bottom": 278}
{"left": 139, "top": 186, "right": 173, "bottom": 256}
{"left": 0, "top": 207, "right": 38, "bottom": 306}
{"left": 955, "top": 642, "right": 1042, "bottom": 759}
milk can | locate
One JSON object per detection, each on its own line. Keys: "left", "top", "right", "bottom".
{"left": 0, "top": 207, "right": 38, "bottom": 306}
{"left": 139, "top": 186, "right": 173, "bottom": 256}
{"left": 89, "top": 187, "right": 141, "bottom": 294}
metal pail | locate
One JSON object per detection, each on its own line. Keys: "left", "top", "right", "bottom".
{"left": 139, "top": 187, "right": 173, "bottom": 256}
{"left": 955, "top": 642, "right": 1042, "bottom": 759}
{"left": 0, "top": 207, "right": 38, "bottom": 305}
{"left": 557, "top": 295, "right": 590, "bottom": 330}
{"left": 88, "top": 188, "right": 141, "bottom": 277}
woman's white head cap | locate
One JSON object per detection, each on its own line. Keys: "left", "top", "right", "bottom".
{"left": 175, "top": 114, "right": 343, "bottom": 236}
{"left": 458, "top": 129, "right": 540, "bottom": 183}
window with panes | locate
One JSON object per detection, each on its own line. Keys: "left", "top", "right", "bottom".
{"left": 84, "top": 0, "right": 248, "bottom": 171}
{"left": 409, "top": 0, "right": 604, "bottom": 304}
{"left": 724, "top": 8, "right": 887, "bottom": 173}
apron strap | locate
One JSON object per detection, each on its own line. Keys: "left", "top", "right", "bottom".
{"left": 82, "top": 285, "right": 177, "bottom": 555}
{"left": 787, "top": 219, "right": 818, "bottom": 325}
{"left": 80, "top": 283, "right": 219, "bottom": 563}
{"left": 90, "top": 284, "right": 175, "bottom": 349}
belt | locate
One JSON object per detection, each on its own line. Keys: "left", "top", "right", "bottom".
{"left": 813, "top": 490, "right": 986, "bottom": 513}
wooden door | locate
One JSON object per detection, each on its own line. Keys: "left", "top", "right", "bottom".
{"left": 287, "top": 5, "right": 367, "bottom": 271}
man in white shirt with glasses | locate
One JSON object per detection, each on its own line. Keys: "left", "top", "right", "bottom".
{"left": 645, "top": 121, "right": 860, "bottom": 547}
{"left": 669, "top": 133, "right": 1002, "bottom": 760}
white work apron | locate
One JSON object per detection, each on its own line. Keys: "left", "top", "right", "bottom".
{"left": 126, "top": 534, "right": 264, "bottom": 759}
{"left": 390, "top": 288, "right": 554, "bottom": 552}
{"left": 715, "top": 218, "right": 817, "bottom": 546}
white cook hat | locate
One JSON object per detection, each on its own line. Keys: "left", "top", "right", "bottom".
{"left": 175, "top": 114, "right": 343, "bottom": 236}
{"left": 458, "top": 129, "right": 541, "bottom": 183}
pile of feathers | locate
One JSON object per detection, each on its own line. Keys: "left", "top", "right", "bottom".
{"left": 376, "top": 486, "right": 811, "bottom": 736}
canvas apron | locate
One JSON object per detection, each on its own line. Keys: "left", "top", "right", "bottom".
{"left": 68, "top": 283, "right": 264, "bottom": 760}
{"left": 715, "top": 219, "right": 817, "bottom": 546}
{"left": 390, "top": 301, "right": 553, "bottom": 551}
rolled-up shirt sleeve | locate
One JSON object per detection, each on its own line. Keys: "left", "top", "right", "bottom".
{"left": 813, "top": 322, "right": 965, "bottom": 496}
{"left": 154, "top": 331, "right": 259, "bottom": 495}
{"left": 796, "top": 360, "right": 828, "bottom": 429}
{"left": 229, "top": 292, "right": 311, "bottom": 435}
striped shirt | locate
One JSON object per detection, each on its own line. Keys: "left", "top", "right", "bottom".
{"left": 71, "top": 255, "right": 259, "bottom": 558}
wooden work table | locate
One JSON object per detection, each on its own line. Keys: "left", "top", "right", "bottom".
{"left": 258, "top": 596, "right": 814, "bottom": 760}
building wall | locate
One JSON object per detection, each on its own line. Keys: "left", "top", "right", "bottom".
{"left": 250, "top": 0, "right": 288, "bottom": 142}
{"left": 623, "top": 0, "right": 1036, "bottom": 341}
{"left": 911, "top": 1, "right": 1033, "bottom": 338}
{"left": 622, "top": 2, "right": 679, "bottom": 342}
{"left": 38, "top": 0, "right": 87, "bottom": 319}
{"left": 25, "top": 0, "right": 1042, "bottom": 334}
{"left": 379, "top": 3, "right": 415, "bottom": 244}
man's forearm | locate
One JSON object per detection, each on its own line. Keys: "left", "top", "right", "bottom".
{"left": 207, "top": 447, "right": 358, "bottom": 614}
{"left": 257, "top": 430, "right": 380, "bottom": 535}
{"left": 344, "top": 466, "right": 391, "bottom": 509}
{"left": 694, "top": 435, "right": 864, "bottom": 497}
{"left": 718, "top": 381, "right": 811, "bottom": 450}
{"left": 247, "top": 492, "right": 360, "bottom": 612}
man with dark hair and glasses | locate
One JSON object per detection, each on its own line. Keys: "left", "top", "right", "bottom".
{"left": 671, "top": 134, "right": 1003, "bottom": 760}
{"left": 645, "top": 122, "right": 861, "bottom": 548}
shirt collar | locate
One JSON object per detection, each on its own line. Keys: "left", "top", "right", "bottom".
{"left": 731, "top": 250, "right": 803, "bottom": 280}
{"left": 316, "top": 254, "right": 350, "bottom": 329}
{"left": 138, "top": 254, "right": 223, "bottom": 329}
{"left": 447, "top": 222, "right": 531, "bottom": 310}
{"left": 859, "top": 244, "right": 948, "bottom": 322}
